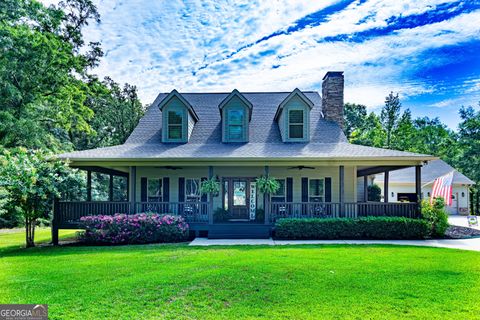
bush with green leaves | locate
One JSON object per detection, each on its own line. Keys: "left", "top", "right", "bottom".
{"left": 421, "top": 197, "right": 449, "bottom": 237}
{"left": 0, "top": 187, "right": 20, "bottom": 228}
{"left": 368, "top": 184, "right": 382, "bottom": 202}
{"left": 275, "top": 217, "right": 430, "bottom": 240}
{"left": 0, "top": 148, "right": 82, "bottom": 247}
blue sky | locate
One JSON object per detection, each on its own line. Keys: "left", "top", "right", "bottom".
{"left": 47, "top": 0, "right": 480, "bottom": 129}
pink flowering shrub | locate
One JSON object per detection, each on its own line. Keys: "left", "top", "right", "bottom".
{"left": 78, "top": 213, "right": 189, "bottom": 244}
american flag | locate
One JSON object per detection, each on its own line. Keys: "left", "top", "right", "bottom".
{"left": 430, "top": 171, "right": 454, "bottom": 206}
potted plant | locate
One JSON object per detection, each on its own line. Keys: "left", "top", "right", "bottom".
{"left": 256, "top": 176, "right": 280, "bottom": 221}
{"left": 200, "top": 177, "right": 220, "bottom": 196}
{"left": 256, "top": 176, "right": 280, "bottom": 194}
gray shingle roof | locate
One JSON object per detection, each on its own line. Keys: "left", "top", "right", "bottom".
{"left": 376, "top": 160, "right": 475, "bottom": 185}
{"left": 59, "top": 91, "right": 435, "bottom": 161}
{"left": 125, "top": 92, "right": 340, "bottom": 144}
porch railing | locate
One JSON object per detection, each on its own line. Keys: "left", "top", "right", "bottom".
{"left": 56, "top": 201, "right": 210, "bottom": 227}
{"left": 269, "top": 202, "right": 419, "bottom": 223}
{"left": 56, "top": 201, "right": 419, "bottom": 228}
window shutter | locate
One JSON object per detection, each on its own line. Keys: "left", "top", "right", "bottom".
{"left": 163, "top": 177, "right": 170, "bottom": 202}
{"left": 301, "top": 177, "right": 308, "bottom": 202}
{"left": 286, "top": 178, "right": 293, "bottom": 202}
{"left": 201, "top": 177, "right": 207, "bottom": 202}
{"left": 325, "top": 177, "right": 332, "bottom": 202}
{"left": 178, "top": 177, "right": 185, "bottom": 202}
{"left": 141, "top": 177, "right": 147, "bottom": 202}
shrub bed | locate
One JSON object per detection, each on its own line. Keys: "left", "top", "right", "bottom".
{"left": 421, "top": 198, "right": 449, "bottom": 237}
{"left": 274, "top": 217, "right": 430, "bottom": 240}
{"left": 78, "top": 213, "right": 189, "bottom": 244}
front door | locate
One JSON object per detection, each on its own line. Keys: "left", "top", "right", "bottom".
{"left": 447, "top": 192, "right": 459, "bottom": 214}
{"left": 223, "top": 178, "right": 254, "bottom": 221}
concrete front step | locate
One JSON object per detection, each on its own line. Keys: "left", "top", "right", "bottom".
{"left": 208, "top": 223, "right": 271, "bottom": 239}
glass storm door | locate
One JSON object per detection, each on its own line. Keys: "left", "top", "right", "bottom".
{"left": 224, "top": 178, "right": 251, "bottom": 220}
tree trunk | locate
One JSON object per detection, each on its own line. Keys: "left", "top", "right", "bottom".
{"left": 25, "top": 217, "right": 29, "bottom": 247}
{"left": 25, "top": 216, "right": 36, "bottom": 248}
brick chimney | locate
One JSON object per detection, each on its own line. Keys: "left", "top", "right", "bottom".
{"left": 322, "top": 71, "right": 344, "bottom": 129}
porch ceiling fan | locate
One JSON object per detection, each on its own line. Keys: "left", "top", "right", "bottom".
{"left": 155, "top": 166, "right": 183, "bottom": 170}
{"left": 288, "top": 165, "right": 315, "bottom": 170}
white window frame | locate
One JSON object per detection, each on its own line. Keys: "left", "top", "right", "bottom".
{"left": 185, "top": 178, "right": 201, "bottom": 203}
{"left": 227, "top": 108, "right": 245, "bottom": 141}
{"left": 288, "top": 109, "right": 304, "bottom": 140}
{"left": 167, "top": 110, "right": 184, "bottom": 141}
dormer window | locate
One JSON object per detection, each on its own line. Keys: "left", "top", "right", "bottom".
{"left": 158, "top": 90, "right": 199, "bottom": 143}
{"left": 274, "top": 88, "right": 313, "bottom": 142}
{"left": 288, "top": 109, "right": 304, "bottom": 139}
{"left": 219, "top": 89, "right": 253, "bottom": 143}
{"left": 167, "top": 110, "right": 183, "bottom": 140}
{"left": 227, "top": 108, "right": 245, "bottom": 140}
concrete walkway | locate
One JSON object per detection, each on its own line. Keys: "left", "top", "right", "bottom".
{"left": 189, "top": 237, "right": 480, "bottom": 251}
{"left": 448, "top": 215, "right": 480, "bottom": 230}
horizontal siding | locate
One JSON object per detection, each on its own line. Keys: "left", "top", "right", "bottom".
{"left": 379, "top": 183, "right": 470, "bottom": 212}
{"left": 187, "top": 112, "right": 195, "bottom": 140}
{"left": 357, "top": 177, "right": 364, "bottom": 201}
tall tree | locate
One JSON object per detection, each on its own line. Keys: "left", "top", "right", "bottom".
{"left": 344, "top": 103, "right": 367, "bottom": 140}
{"left": 72, "top": 77, "right": 145, "bottom": 150}
{"left": 0, "top": 0, "right": 100, "bottom": 151}
{"left": 380, "top": 92, "right": 401, "bottom": 148}
{"left": 457, "top": 106, "right": 480, "bottom": 182}
{"left": 391, "top": 109, "right": 415, "bottom": 151}
{"left": 411, "top": 117, "right": 458, "bottom": 162}
{"left": 0, "top": 0, "right": 143, "bottom": 229}
{"left": 0, "top": 0, "right": 143, "bottom": 152}
{"left": 349, "top": 112, "right": 386, "bottom": 147}
{"left": 456, "top": 105, "right": 480, "bottom": 214}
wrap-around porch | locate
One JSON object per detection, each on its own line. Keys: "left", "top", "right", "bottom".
{"left": 52, "top": 163, "right": 423, "bottom": 242}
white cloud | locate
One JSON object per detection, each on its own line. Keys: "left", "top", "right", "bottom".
{"left": 41, "top": 0, "right": 480, "bottom": 115}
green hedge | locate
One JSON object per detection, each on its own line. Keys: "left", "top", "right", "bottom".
{"left": 274, "top": 217, "right": 430, "bottom": 240}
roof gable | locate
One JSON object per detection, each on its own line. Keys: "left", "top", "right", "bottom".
{"left": 218, "top": 89, "right": 253, "bottom": 121}
{"left": 274, "top": 88, "right": 314, "bottom": 121}
{"left": 158, "top": 89, "right": 199, "bottom": 122}
{"left": 375, "top": 160, "right": 475, "bottom": 185}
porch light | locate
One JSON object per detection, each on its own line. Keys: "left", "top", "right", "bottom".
{"left": 391, "top": 192, "right": 394, "bottom": 198}
{"left": 462, "top": 192, "right": 465, "bottom": 198}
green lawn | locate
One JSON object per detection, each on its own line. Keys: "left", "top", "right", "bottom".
{"left": 0, "top": 228, "right": 77, "bottom": 254}
{"left": 1, "top": 230, "right": 480, "bottom": 319}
